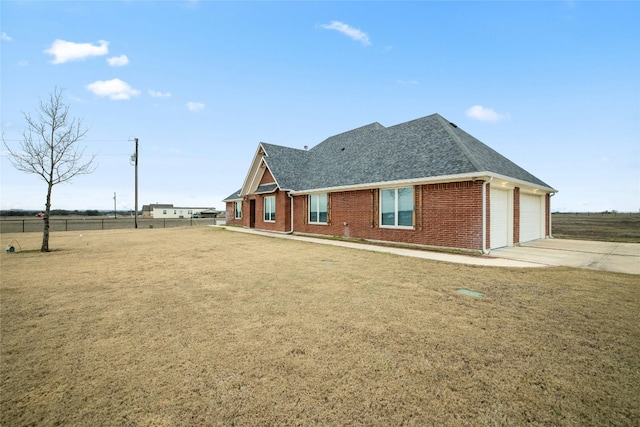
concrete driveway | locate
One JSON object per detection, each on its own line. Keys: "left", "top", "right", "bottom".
{"left": 219, "top": 226, "right": 638, "bottom": 273}
{"left": 490, "top": 239, "right": 640, "bottom": 275}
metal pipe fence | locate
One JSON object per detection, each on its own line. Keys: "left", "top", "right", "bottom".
{"left": 0, "top": 217, "right": 225, "bottom": 233}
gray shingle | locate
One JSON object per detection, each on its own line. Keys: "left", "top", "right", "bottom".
{"left": 222, "top": 189, "right": 242, "bottom": 202}
{"left": 254, "top": 113, "right": 553, "bottom": 193}
{"left": 255, "top": 183, "right": 278, "bottom": 194}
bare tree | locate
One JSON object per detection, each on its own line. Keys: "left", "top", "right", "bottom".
{"left": 3, "top": 87, "right": 96, "bottom": 251}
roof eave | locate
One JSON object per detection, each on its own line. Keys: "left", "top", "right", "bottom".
{"left": 288, "top": 172, "right": 556, "bottom": 195}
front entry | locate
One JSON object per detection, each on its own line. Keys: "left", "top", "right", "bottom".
{"left": 249, "top": 199, "right": 256, "bottom": 228}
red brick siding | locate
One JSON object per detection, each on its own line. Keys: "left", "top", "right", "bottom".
{"left": 293, "top": 181, "right": 484, "bottom": 250}
{"left": 421, "top": 182, "right": 484, "bottom": 249}
{"left": 545, "top": 193, "right": 551, "bottom": 237}
{"left": 225, "top": 201, "right": 241, "bottom": 225}
{"left": 260, "top": 168, "right": 275, "bottom": 185}
{"left": 249, "top": 190, "right": 291, "bottom": 232}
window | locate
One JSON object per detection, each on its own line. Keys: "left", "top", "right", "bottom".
{"left": 162, "top": 209, "right": 167, "bottom": 215}
{"left": 309, "top": 194, "right": 328, "bottom": 224}
{"left": 264, "top": 196, "right": 275, "bottom": 222}
{"left": 174, "top": 209, "right": 177, "bottom": 215}
{"left": 380, "top": 187, "right": 414, "bottom": 227}
{"left": 235, "top": 201, "right": 242, "bottom": 219}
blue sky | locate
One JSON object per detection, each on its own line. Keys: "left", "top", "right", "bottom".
{"left": 1, "top": 1, "right": 639, "bottom": 213}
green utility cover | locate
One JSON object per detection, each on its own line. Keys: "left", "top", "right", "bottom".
{"left": 456, "top": 288, "right": 484, "bottom": 298}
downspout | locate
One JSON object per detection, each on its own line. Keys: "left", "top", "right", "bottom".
{"left": 287, "top": 192, "right": 294, "bottom": 234}
{"left": 482, "top": 177, "right": 493, "bottom": 254}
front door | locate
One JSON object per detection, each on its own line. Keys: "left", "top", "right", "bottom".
{"left": 249, "top": 199, "right": 256, "bottom": 228}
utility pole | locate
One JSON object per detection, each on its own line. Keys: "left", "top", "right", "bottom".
{"left": 113, "top": 192, "right": 117, "bottom": 219}
{"left": 134, "top": 138, "right": 139, "bottom": 229}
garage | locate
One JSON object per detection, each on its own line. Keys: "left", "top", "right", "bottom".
{"left": 520, "top": 193, "right": 545, "bottom": 243}
{"left": 490, "top": 187, "right": 512, "bottom": 249}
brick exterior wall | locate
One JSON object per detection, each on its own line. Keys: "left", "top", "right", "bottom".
{"left": 292, "top": 181, "right": 484, "bottom": 250}
{"left": 259, "top": 168, "right": 275, "bottom": 185}
{"left": 225, "top": 180, "right": 550, "bottom": 251}
{"left": 225, "top": 191, "right": 291, "bottom": 231}
{"left": 545, "top": 193, "right": 551, "bottom": 237}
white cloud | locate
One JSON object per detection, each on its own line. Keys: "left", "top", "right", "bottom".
{"left": 45, "top": 39, "right": 109, "bottom": 64}
{"left": 107, "top": 55, "right": 129, "bottom": 67}
{"left": 181, "top": 0, "right": 200, "bottom": 9}
{"left": 397, "top": 79, "right": 419, "bottom": 85}
{"left": 86, "top": 79, "right": 140, "bottom": 100}
{"left": 321, "top": 21, "right": 371, "bottom": 46}
{"left": 1, "top": 32, "right": 12, "bottom": 41}
{"left": 466, "top": 105, "right": 510, "bottom": 122}
{"left": 187, "top": 101, "right": 205, "bottom": 112}
{"left": 148, "top": 89, "right": 172, "bottom": 98}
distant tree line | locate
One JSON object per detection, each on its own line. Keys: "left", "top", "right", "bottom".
{"left": 0, "top": 210, "right": 135, "bottom": 217}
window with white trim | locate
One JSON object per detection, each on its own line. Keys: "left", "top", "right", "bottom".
{"left": 380, "top": 187, "right": 414, "bottom": 228}
{"left": 235, "top": 201, "right": 242, "bottom": 219}
{"left": 264, "top": 196, "right": 275, "bottom": 222}
{"left": 308, "top": 193, "right": 328, "bottom": 224}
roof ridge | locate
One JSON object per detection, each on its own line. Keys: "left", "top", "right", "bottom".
{"left": 436, "top": 115, "right": 484, "bottom": 173}
{"left": 311, "top": 122, "right": 385, "bottom": 150}
{"left": 260, "top": 141, "right": 308, "bottom": 154}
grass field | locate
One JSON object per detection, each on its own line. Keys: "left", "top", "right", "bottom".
{"left": 552, "top": 212, "right": 640, "bottom": 243}
{"left": 1, "top": 227, "right": 639, "bottom": 426}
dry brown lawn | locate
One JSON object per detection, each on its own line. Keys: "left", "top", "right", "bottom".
{"left": 1, "top": 227, "right": 639, "bottom": 426}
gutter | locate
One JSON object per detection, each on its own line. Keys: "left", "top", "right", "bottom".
{"left": 287, "top": 171, "right": 556, "bottom": 196}
{"left": 482, "top": 177, "right": 493, "bottom": 254}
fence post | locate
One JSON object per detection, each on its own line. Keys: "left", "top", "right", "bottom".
{"left": 66, "top": 219, "right": 68, "bottom": 231}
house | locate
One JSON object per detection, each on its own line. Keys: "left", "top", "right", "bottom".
{"left": 223, "top": 114, "right": 556, "bottom": 253}
{"left": 141, "top": 204, "right": 218, "bottom": 219}
{"left": 141, "top": 204, "right": 172, "bottom": 218}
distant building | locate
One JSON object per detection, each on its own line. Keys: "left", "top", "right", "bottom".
{"left": 141, "top": 203, "right": 221, "bottom": 219}
{"left": 141, "top": 204, "right": 172, "bottom": 218}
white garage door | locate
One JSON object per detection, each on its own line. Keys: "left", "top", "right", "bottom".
{"left": 490, "top": 188, "right": 510, "bottom": 249}
{"left": 520, "top": 194, "right": 544, "bottom": 243}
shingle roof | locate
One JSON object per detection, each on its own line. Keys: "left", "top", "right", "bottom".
{"left": 260, "top": 143, "right": 310, "bottom": 190}
{"left": 255, "top": 183, "right": 278, "bottom": 194}
{"left": 222, "top": 189, "right": 242, "bottom": 202}
{"left": 248, "top": 113, "right": 553, "bottom": 194}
